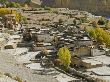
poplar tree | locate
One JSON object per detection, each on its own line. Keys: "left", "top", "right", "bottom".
{"left": 58, "top": 47, "right": 71, "bottom": 69}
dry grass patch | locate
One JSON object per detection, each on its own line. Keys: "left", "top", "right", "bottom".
{"left": 14, "top": 76, "right": 22, "bottom": 82}
{"left": 4, "top": 73, "right": 12, "bottom": 78}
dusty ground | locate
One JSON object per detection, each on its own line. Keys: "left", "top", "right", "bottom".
{"left": 0, "top": 50, "right": 58, "bottom": 82}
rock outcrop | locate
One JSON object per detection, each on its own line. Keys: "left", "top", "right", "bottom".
{"left": 41, "top": 0, "right": 110, "bottom": 16}
{"left": 7, "top": 0, "right": 110, "bottom": 16}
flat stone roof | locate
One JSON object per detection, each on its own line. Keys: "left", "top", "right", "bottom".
{"left": 88, "top": 66, "right": 110, "bottom": 76}
{"left": 82, "top": 59, "right": 102, "bottom": 65}
{"left": 53, "top": 73, "right": 80, "bottom": 82}
{"left": 17, "top": 51, "right": 41, "bottom": 64}
{"left": 84, "top": 55, "right": 110, "bottom": 65}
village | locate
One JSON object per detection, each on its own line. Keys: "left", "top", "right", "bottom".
{"left": 0, "top": 7, "right": 110, "bottom": 82}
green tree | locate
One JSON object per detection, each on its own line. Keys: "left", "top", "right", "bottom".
{"left": 0, "top": 0, "right": 7, "bottom": 4}
{"left": 15, "top": 3, "right": 21, "bottom": 7}
{"left": 0, "top": 0, "right": 8, "bottom": 7}
{"left": 98, "top": 19, "right": 105, "bottom": 25}
{"left": 58, "top": 47, "right": 71, "bottom": 69}
{"left": 44, "top": 6, "right": 51, "bottom": 10}
{"left": 7, "top": 2, "right": 21, "bottom": 8}
{"left": 24, "top": 0, "right": 31, "bottom": 5}
{"left": 105, "top": 20, "right": 110, "bottom": 29}
{"left": 22, "top": 16, "right": 28, "bottom": 24}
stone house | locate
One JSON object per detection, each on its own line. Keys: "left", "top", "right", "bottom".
{"left": 5, "top": 42, "right": 17, "bottom": 49}
{"left": 75, "top": 36, "right": 93, "bottom": 47}
{"left": 35, "top": 42, "right": 55, "bottom": 51}
{"left": 81, "top": 59, "right": 102, "bottom": 69}
{"left": 73, "top": 46, "right": 91, "bottom": 57}
{"left": 37, "top": 33, "right": 54, "bottom": 43}
{"left": 71, "top": 56, "right": 102, "bottom": 69}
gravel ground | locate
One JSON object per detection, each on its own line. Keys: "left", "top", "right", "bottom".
{"left": 0, "top": 76, "right": 17, "bottom": 82}
{"left": 0, "top": 50, "right": 58, "bottom": 82}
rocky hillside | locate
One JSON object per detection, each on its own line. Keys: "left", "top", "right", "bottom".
{"left": 41, "top": 0, "right": 110, "bottom": 16}
{"left": 8, "top": 0, "right": 29, "bottom": 3}
{"left": 3, "top": 0, "right": 110, "bottom": 16}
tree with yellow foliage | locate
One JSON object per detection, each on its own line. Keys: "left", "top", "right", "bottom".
{"left": 87, "top": 28, "right": 97, "bottom": 39}
{"left": 6, "top": 2, "right": 21, "bottom": 8}
{"left": 87, "top": 27, "right": 110, "bottom": 47}
{"left": 0, "top": 8, "right": 22, "bottom": 22}
{"left": 12, "top": 10, "right": 22, "bottom": 22}
{"left": 58, "top": 46, "right": 71, "bottom": 69}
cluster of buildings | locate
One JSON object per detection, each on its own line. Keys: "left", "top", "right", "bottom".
{"left": 1, "top": 8, "right": 110, "bottom": 82}
{"left": 20, "top": 8, "right": 110, "bottom": 82}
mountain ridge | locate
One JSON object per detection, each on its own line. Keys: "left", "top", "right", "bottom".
{"left": 41, "top": 0, "right": 110, "bottom": 16}
{"left": 1, "top": 0, "right": 110, "bottom": 16}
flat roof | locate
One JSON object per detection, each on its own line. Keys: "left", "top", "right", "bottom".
{"left": 53, "top": 73, "right": 79, "bottom": 82}
{"left": 4, "top": 48, "right": 28, "bottom": 56}
{"left": 26, "top": 63, "right": 43, "bottom": 70}
{"left": 86, "top": 55, "right": 110, "bottom": 65}
{"left": 88, "top": 66, "right": 110, "bottom": 76}
{"left": 17, "top": 51, "right": 41, "bottom": 64}
{"left": 10, "top": 35, "right": 21, "bottom": 39}
{"left": 6, "top": 42, "right": 15, "bottom": 45}
{"left": 82, "top": 59, "right": 102, "bottom": 65}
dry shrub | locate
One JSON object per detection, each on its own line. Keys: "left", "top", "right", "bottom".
{"left": 14, "top": 76, "right": 22, "bottom": 82}
{"left": 4, "top": 73, "right": 12, "bottom": 78}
